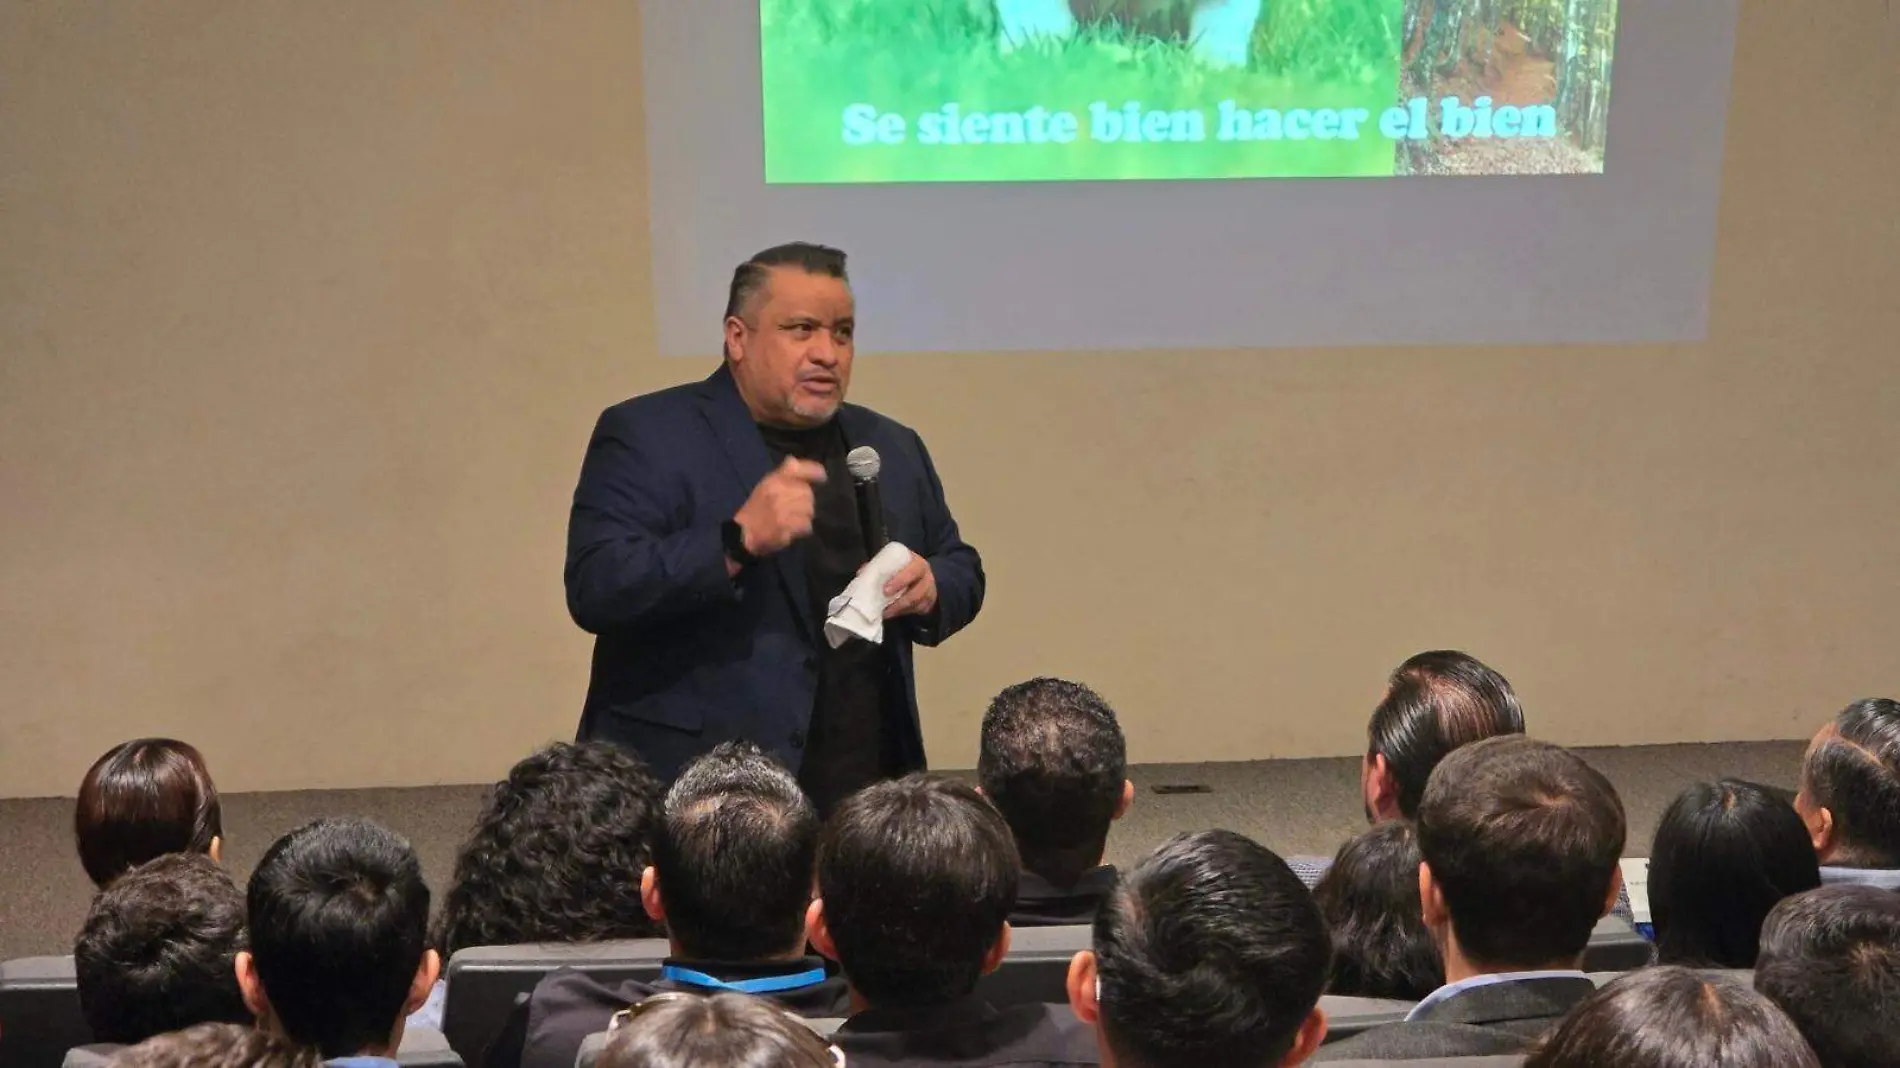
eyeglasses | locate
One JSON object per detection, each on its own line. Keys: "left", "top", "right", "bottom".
{"left": 609, "top": 993, "right": 847, "bottom": 1068}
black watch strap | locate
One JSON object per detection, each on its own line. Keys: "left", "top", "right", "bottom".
{"left": 721, "top": 519, "right": 759, "bottom": 567}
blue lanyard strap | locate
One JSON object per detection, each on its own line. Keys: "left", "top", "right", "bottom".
{"left": 659, "top": 965, "right": 829, "bottom": 994}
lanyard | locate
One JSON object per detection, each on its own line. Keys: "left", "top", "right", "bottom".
{"left": 659, "top": 965, "right": 829, "bottom": 994}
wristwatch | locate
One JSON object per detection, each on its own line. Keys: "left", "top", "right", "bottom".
{"left": 721, "top": 519, "right": 759, "bottom": 567}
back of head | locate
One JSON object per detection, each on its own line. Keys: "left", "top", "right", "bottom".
{"left": 654, "top": 742, "right": 819, "bottom": 960}
{"left": 246, "top": 817, "right": 430, "bottom": 1058}
{"left": 1093, "top": 830, "right": 1331, "bottom": 1068}
{"left": 433, "top": 741, "right": 663, "bottom": 957}
{"left": 75, "top": 738, "right": 222, "bottom": 887}
{"left": 815, "top": 774, "right": 1018, "bottom": 1009}
{"left": 1526, "top": 967, "right": 1819, "bottom": 1068}
{"left": 598, "top": 993, "right": 836, "bottom": 1068}
{"left": 107, "top": 1023, "right": 322, "bottom": 1068}
{"left": 1800, "top": 698, "right": 1900, "bottom": 867}
{"left": 1417, "top": 735, "right": 1626, "bottom": 968}
{"left": 1312, "top": 821, "right": 1443, "bottom": 1001}
{"left": 1366, "top": 651, "right": 1524, "bottom": 819}
{"left": 725, "top": 242, "right": 849, "bottom": 322}
{"left": 1649, "top": 779, "right": 1820, "bottom": 968}
{"left": 1756, "top": 884, "right": 1900, "bottom": 1068}
{"left": 978, "top": 678, "right": 1128, "bottom": 887}
{"left": 76, "top": 853, "right": 251, "bottom": 1043}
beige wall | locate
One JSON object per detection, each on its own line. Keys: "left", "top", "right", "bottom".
{"left": 2, "top": 2, "right": 1895, "bottom": 799}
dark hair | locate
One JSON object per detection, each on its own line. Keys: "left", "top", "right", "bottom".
{"left": 1648, "top": 779, "right": 1820, "bottom": 968}
{"left": 978, "top": 678, "right": 1128, "bottom": 888}
{"left": 75, "top": 739, "right": 222, "bottom": 887}
{"left": 1417, "top": 735, "right": 1625, "bottom": 968}
{"left": 653, "top": 742, "right": 819, "bottom": 961}
{"left": 1094, "top": 830, "right": 1330, "bottom": 1068}
{"left": 1756, "top": 884, "right": 1900, "bottom": 1068}
{"left": 724, "top": 243, "right": 849, "bottom": 322}
{"left": 1801, "top": 698, "right": 1900, "bottom": 867}
{"left": 107, "top": 1023, "right": 323, "bottom": 1068}
{"left": 815, "top": 774, "right": 1017, "bottom": 1008}
{"left": 75, "top": 853, "right": 251, "bottom": 1043}
{"left": 597, "top": 993, "right": 836, "bottom": 1068}
{"left": 247, "top": 818, "right": 430, "bottom": 1058}
{"left": 433, "top": 741, "right": 663, "bottom": 958}
{"left": 1366, "top": 651, "right": 1525, "bottom": 819}
{"left": 1312, "top": 821, "right": 1443, "bottom": 1000}
{"left": 1526, "top": 967, "right": 1819, "bottom": 1068}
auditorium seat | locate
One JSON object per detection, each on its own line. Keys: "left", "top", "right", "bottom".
{"left": 0, "top": 956, "right": 88, "bottom": 1068}
{"left": 439, "top": 939, "right": 670, "bottom": 1064}
{"left": 61, "top": 1028, "right": 466, "bottom": 1068}
{"left": 1581, "top": 915, "right": 1653, "bottom": 972}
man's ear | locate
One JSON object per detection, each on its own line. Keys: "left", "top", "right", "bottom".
{"left": 207, "top": 836, "right": 223, "bottom": 865}
{"left": 1280, "top": 1007, "right": 1329, "bottom": 1066}
{"left": 980, "top": 923, "right": 1012, "bottom": 976}
{"left": 1365, "top": 754, "right": 1401, "bottom": 823}
{"left": 404, "top": 949, "right": 442, "bottom": 1016}
{"left": 1065, "top": 950, "right": 1100, "bottom": 1026}
{"left": 806, "top": 899, "right": 839, "bottom": 962}
{"left": 641, "top": 866, "right": 666, "bottom": 925}
{"left": 1113, "top": 780, "right": 1135, "bottom": 821}
{"left": 1419, "top": 861, "right": 1449, "bottom": 931}
{"left": 1601, "top": 866, "right": 1625, "bottom": 918}
{"left": 235, "top": 951, "right": 271, "bottom": 1025}
{"left": 1796, "top": 791, "right": 1837, "bottom": 860}
{"left": 724, "top": 317, "right": 748, "bottom": 365}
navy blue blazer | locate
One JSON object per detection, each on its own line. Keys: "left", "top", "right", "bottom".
{"left": 564, "top": 365, "right": 984, "bottom": 782}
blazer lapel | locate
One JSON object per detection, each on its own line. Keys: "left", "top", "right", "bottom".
{"left": 695, "top": 365, "right": 820, "bottom": 645}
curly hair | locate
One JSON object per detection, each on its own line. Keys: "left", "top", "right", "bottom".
{"left": 432, "top": 742, "right": 665, "bottom": 957}
{"left": 108, "top": 1023, "right": 323, "bottom": 1068}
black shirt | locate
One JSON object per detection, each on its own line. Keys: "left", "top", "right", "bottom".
{"left": 756, "top": 420, "right": 907, "bottom": 815}
{"left": 1009, "top": 866, "right": 1119, "bottom": 928}
{"left": 836, "top": 996, "right": 1100, "bottom": 1068}
{"left": 521, "top": 958, "right": 852, "bottom": 1068}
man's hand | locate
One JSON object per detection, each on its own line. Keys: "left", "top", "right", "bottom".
{"left": 733, "top": 457, "right": 826, "bottom": 559}
{"left": 882, "top": 553, "right": 938, "bottom": 620}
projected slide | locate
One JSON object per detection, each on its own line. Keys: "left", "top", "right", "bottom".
{"left": 760, "top": 0, "right": 1619, "bottom": 183}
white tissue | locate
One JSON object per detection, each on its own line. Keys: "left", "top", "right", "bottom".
{"left": 824, "top": 542, "right": 914, "bottom": 649}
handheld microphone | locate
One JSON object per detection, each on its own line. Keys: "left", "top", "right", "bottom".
{"left": 846, "top": 446, "right": 889, "bottom": 551}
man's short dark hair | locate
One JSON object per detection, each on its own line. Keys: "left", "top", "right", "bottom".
{"left": 978, "top": 678, "right": 1127, "bottom": 887}
{"left": 724, "top": 243, "right": 849, "bottom": 323}
{"left": 598, "top": 992, "right": 837, "bottom": 1068}
{"left": 816, "top": 774, "right": 1017, "bottom": 1009}
{"left": 75, "top": 853, "right": 251, "bottom": 1043}
{"left": 75, "top": 738, "right": 222, "bottom": 887}
{"left": 1756, "top": 884, "right": 1900, "bottom": 1068}
{"left": 433, "top": 741, "right": 663, "bottom": 957}
{"left": 1417, "top": 736, "right": 1626, "bottom": 968}
{"left": 1802, "top": 698, "right": 1900, "bottom": 867}
{"left": 247, "top": 818, "right": 430, "bottom": 1058}
{"left": 1527, "top": 967, "right": 1820, "bottom": 1068}
{"left": 654, "top": 742, "right": 820, "bottom": 960}
{"left": 1094, "top": 831, "right": 1330, "bottom": 1068}
{"left": 107, "top": 1023, "right": 323, "bottom": 1068}
{"left": 1312, "top": 821, "right": 1443, "bottom": 1001}
{"left": 1367, "top": 651, "right": 1525, "bottom": 819}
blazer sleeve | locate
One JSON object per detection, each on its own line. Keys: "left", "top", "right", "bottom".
{"left": 905, "top": 427, "right": 985, "bottom": 648}
{"left": 564, "top": 405, "right": 739, "bottom": 634}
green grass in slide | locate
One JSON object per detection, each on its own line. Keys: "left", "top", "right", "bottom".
{"left": 761, "top": 0, "right": 1406, "bottom": 184}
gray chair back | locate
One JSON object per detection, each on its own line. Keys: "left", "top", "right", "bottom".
{"left": 0, "top": 956, "right": 89, "bottom": 1068}
{"left": 1582, "top": 915, "right": 1654, "bottom": 972}
{"left": 440, "top": 940, "right": 669, "bottom": 1064}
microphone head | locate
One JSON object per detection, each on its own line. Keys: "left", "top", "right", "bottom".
{"left": 846, "top": 446, "right": 882, "bottom": 483}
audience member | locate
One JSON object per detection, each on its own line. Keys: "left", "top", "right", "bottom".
{"left": 1793, "top": 698, "right": 1900, "bottom": 888}
{"left": 1647, "top": 778, "right": 1819, "bottom": 968}
{"left": 1288, "top": 650, "right": 1524, "bottom": 888}
{"left": 1312, "top": 821, "right": 1443, "bottom": 1001}
{"left": 1755, "top": 884, "right": 1900, "bottom": 1068}
{"left": 75, "top": 738, "right": 222, "bottom": 888}
{"left": 106, "top": 1023, "right": 323, "bottom": 1068}
{"left": 237, "top": 818, "right": 440, "bottom": 1063}
{"left": 520, "top": 744, "right": 847, "bottom": 1068}
{"left": 1315, "top": 736, "right": 1624, "bottom": 1061}
{"left": 809, "top": 774, "right": 1097, "bottom": 1068}
{"left": 594, "top": 993, "right": 839, "bottom": 1068}
{"left": 75, "top": 853, "right": 251, "bottom": 1043}
{"left": 1068, "top": 830, "right": 1330, "bottom": 1068}
{"left": 978, "top": 678, "right": 1133, "bottom": 927}
{"left": 1524, "top": 967, "right": 1819, "bottom": 1068}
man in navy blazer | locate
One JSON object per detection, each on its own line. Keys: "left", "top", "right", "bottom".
{"left": 564, "top": 243, "right": 983, "bottom": 808}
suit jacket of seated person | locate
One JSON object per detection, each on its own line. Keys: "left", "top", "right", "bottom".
{"left": 518, "top": 959, "right": 852, "bottom": 1068}
{"left": 1009, "top": 866, "right": 1118, "bottom": 928}
{"left": 1311, "top": 973, "right": 1597, "bottom": 1061}
{"left": 834, "top": 995, "right": 1099, "bottom": 1068}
